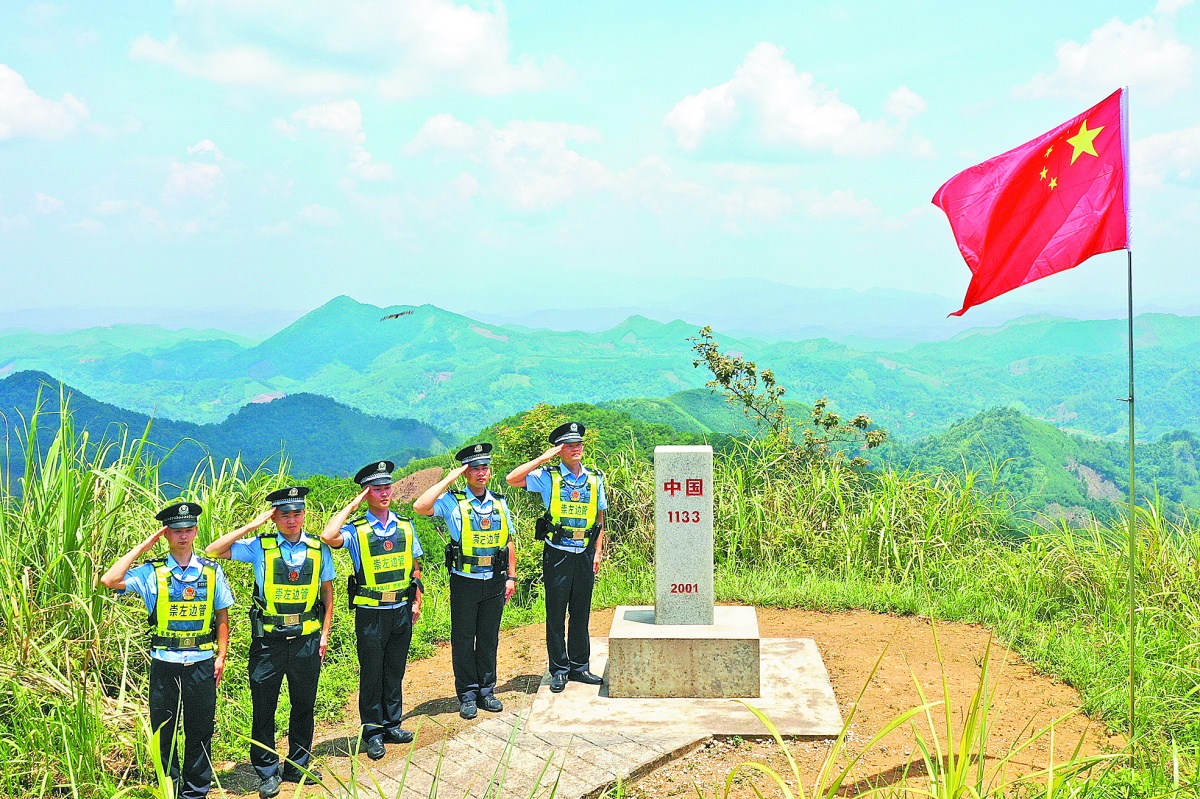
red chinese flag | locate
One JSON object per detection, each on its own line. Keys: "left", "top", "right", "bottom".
{"left": 933, "top": 88, "right": 1129, "bottom": 316}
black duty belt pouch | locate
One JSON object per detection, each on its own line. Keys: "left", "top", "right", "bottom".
{"left": 534, "top": 516, "right": 548, "bottom": 541}
{"left": 346, "top": 574, "right": 358, "bottom": 611}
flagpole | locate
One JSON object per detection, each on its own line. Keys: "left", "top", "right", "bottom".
{"left": 1125, "top": 246, "right": 1137, "bottom": 745}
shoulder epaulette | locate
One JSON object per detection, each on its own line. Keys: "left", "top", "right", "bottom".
{"left": 196, "top": 556, "right": 219, "bottom": 570}
{"left": 449, "top": 489, "right": 466, "bottom": 498}
{"left": 146, "top": 557, "right": 167, "bottom": 566}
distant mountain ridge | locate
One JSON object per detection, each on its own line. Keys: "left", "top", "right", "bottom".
{"left": 0, "top": 371, "right": 446, "bottom": 487}
{"left": 2, "top": 296, "right": 1198, "bottom": 443}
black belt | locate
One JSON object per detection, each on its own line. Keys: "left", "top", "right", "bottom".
{"left": 151, "top": 631, "right": 216, "bottom": 650}
{"left": 261, "top": 608, "right": 320, "bottom": 627}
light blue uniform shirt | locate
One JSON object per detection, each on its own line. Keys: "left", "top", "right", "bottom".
{"left": 524, "top": 464, "right": 608, "bottom": 553}
{"left": 433, "top": 488, "right": 514, "bottom": 580}
{"left": 229, "top": 531, "right": 337, "bottom": 590}
{"left": 121, "top": 552, "right": 235, "bottom": 664}
{"left": 340, "top": 509, "right": 425, "bottom": 610}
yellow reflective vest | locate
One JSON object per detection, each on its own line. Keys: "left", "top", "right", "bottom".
{"left": 149, "top": 558, "right": 217, "bottom": 651}
{"left": 350, "top": 515, "right": 414, "bottom": 607}
{"left": 453, "top": 490, "right": 510, "bottom": 575}
{"left": 547, "top": 470, "right": 600, "bottom": 546}
{"left": 257, "top": 534, "right": 324, "bottom": 636}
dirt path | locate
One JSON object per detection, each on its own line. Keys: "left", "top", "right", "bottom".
{"left": 215, "top": 608, "right": 1121, "bottom": 797}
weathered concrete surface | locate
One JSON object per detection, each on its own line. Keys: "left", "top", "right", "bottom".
{"left": 527, "top": 636, "right": 843, "bottom": 737}
{"left": 356, "top": 708, "right": 701, "bottom": 799}
{"left": 607, "top": 605, "right": 760, "bottom": 698}
{"left": 654, "top": 445, "right": 714, "bottom": 624}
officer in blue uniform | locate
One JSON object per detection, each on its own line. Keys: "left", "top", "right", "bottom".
{"left": 414, "top": 443, "right": 517, "bottom": 719}
{"left": 506, "top": 422, "right": 607, "bottom": 692}
{"left": 205, "top": 486, "right": 335, "bottom": 798}
{"left": 100, "top": 502, "right": 234, "bottom": 799}
{"left": 321, "top": 461, "right": 424, "bottom": 761}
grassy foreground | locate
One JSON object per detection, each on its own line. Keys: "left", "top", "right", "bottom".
{"left": 1, "top": 404, "right": 1198, "bottom": 797}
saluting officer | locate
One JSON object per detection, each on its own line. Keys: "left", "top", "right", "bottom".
{"left": 100, "top": 502, "right": 233, "bottom": 799}
{"left": 506, "top": 422, "right": 606, "bottom": 692}
{"left": 321, "top": 461, "right": 424, "bottom": 761}
{"left": 414, "top": 443, "right": 517, "bottom": 719}
{"left": 205, "top": 486, "right": 334, "bottom": 798}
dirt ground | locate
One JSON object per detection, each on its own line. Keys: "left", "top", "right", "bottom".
{"left": 215, "top": 608, "right": 1122, "bottom": 797}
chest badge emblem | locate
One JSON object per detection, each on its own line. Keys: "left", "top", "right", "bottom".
{"left": 288, "top": 570, "right": 300, "bottom": 582}
{"left": 570, "top": 490, "right": 581, "bottom": 502}
{"left": 383, "top": 539, "right": 394, "bottom": 551}
{"left": 182, "top": 586, "right": 196, "bottom": 600}
{"left": 480, "top": 516, "right": 492, "bottom": 529}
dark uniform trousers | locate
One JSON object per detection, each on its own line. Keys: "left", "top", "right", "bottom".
{"left": 248, "top": 633, "right": 321, "bottom": 781}
{"left": 542, "top": 544, "right": 596, "bottom": 677}
{"left": 449, "top": 572, "right": 506, "bottom": 701}
{"left": 148, "top": 657, "right": 217, "bottom": 799}
{"left": 355, "top": 605, "right": 413, "bottom": 739}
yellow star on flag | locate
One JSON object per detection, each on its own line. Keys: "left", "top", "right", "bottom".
{"left": 1039, "top": 167, "right": 1048, "bottom": 180}
{"left": 1044, "top": 145, "right": 1053, "bottom": 157}
{"left": 1066, "top": 120, "right": 1103, "bottom": 165}
{"left": 1049, "top": 177, "right": 1057, "bottom": 189}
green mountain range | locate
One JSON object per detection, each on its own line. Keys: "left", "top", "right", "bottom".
{"left": 0, "top": 371, "right": 446, "bottom": 487}
{"left": 1, "top": 296, "right": 1194, "bottom": 448}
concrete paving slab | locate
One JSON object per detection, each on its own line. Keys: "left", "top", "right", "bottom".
{"left": 527, "top": 637, "right": 842, "bottom": 737}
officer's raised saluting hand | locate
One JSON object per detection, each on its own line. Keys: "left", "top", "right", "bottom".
{"left": 249, "top": 507, "right": 274, "bottom": 530}
{"left": 538, "top": 444, "right": 564, "bottom": 464}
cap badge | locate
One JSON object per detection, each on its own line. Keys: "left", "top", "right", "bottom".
{"left": 288, "top": 487, "right": 298, "bottom": 497}
{"left": 179, "top": 504, "right": 189, "bottom": 515}
{"left": 383, "top": 539, "right": 394, "bottom": 552}
{"left": 288, "top": 570, "right": 300, "bottom": 582}
{"left": 480, "top": 516, "right": 492, "bottom": 529}
{"left": 570, "top": 423, "right": 577, "bottom": 431}
{"left": 570, "top": 490, "right": 581, "bottom": 502}
{"left": 182, "top": 586, "right": 196, "bottom": 600}
{"left": 474, "top": 444, "right": 482, "bottom": 453}
{"left": 378, "top": 461, "right": 386, "bottom": 470}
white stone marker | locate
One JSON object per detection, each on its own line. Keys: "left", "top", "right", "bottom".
{"left": 654, "top": 445, "right": 714, "bottom": 625}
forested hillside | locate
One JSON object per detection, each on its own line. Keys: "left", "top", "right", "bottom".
{"left": 4, "top": 297, "right": 1200, "bottom": 443}
{"left": 0, "top": 371, "right": 446, "bottom": 487}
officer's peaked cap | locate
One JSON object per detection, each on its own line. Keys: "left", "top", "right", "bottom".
{"left": 355, "top": 461, "right": 395, "bottom": 486}
{"left": 455, "top": 442, "right": 493, "bottom": 466}
{"left": 156, "top": 501, "right": 202, "bottom": 529}
{"left": 267, "top": 485, "right": 310, "bottom": 512}
{"left": 549, "top": 421, "right": 586, "bottom": 445}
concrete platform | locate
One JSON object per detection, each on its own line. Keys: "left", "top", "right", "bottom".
{"left": 607, "top": 605, "right": 761, "bottom": 697}
{"left": 526, "top": 637, "right": 843, "bottom": 737}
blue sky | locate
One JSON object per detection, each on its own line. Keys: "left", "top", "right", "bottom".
{"left": 2, "top": 1, "right": 1199, "bottom": 329}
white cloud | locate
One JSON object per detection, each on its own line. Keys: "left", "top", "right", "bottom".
{"left": 1018, "top": 17, "right": 1193, "bottom": 104}
{"left": 1134, "top": 123, "right": 1200, "bottom": 185}
{"left": 277, "top": 99, "right": 393, "bottom": 180}
{"left": 0, "top": 64, "right": 88, "bottom": 140}
{"left": 402, "top": 114, "right": 608, "bottom": 211}
{"left": 187, "top": 139, "right": 224, "bottom": 160}
{"left": 130, "top": 1, "right": 562, "bottom": 99}
{"left": 26, "top": 4, "right": 64, "bottom": 25}
{"left": 884, "top": 86, "right": 926, "bottom": 121}
{"left": 0, "top": 213, "right": 29, "bottom": 231}
{"left": 663, "top": 43, "right": 920, "bottom": 156}
{"left": 165, "top": 162, "right": 225, "bottom": 202}
{"left": 1156, "top": 0, "right": 1193, "bottom": 14}
{"left": 130, "top": 35, "right": 356, "bottom": 96}
{"left": 404, "top": 113, "right": 484, "bottom": 155}
{"left": 33, "top": 192, "right": 63, "bottom": 215}
{"left": 66, "top": 218, "right": 104, "bottom": 234}
{"left": 297, "top": 203, "right": 342, "bottom": 228}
